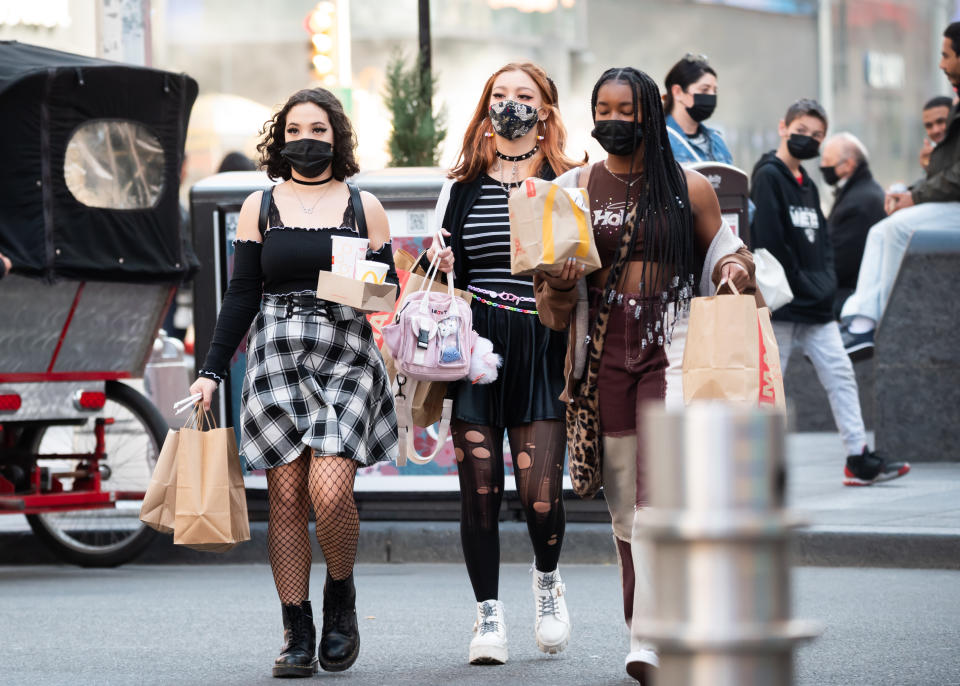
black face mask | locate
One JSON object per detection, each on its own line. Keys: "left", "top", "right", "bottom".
{"left": 280, "top": 139, "right": 334, "bottom": 178}
{"left": 591, "top": 119, "right": 643, "bottom": 156}
{"left": 787, "top": 133, "right": 820, "bottom": 160}
{"left": 819, "top": 164, "right": 841, "bottom": 186}
{"left": 686, "top": 93, "right": 717, "bottom": 123}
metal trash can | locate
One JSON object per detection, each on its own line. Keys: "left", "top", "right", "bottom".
{"left": 636, "top": 402, "right": 819, "bottom": 686}
{"left": 143, "top": 332, "right": 193, "bottom": 428}
{"left": 689, "top": 162, "right": 750, "bottom": 246}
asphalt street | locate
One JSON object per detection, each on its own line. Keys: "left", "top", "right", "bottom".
{"left": 1, "top": 563, "right": 958, "bottom": 686}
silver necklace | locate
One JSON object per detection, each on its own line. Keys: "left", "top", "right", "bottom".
{"left": 494, "top": 157, "right": 522, "bottom": 193}
{"left": 603, "top": 161, "right": 642, "bottom": 188}
{"left": 289, "top": 180, "right": 330, "bottom": 214}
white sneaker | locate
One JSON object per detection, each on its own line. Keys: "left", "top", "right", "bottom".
{"left": 533, "top": 568, "right": 571, "bottom": 654}
{"left": 625, "top": 650, "right": 658, "bottom": 684}
{"left": 469, "top": 599, "right": 508, "bottom": 665}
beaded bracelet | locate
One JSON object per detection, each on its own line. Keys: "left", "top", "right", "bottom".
{"left": 472, "top": 293, "right": 538, "bottom": 315}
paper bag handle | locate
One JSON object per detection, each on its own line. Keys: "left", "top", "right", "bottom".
{"left": 715, "top": 279, "right": 741, "bottom": 296}
{"left": 183, "top": 403, "right": 217, "bottom": 431}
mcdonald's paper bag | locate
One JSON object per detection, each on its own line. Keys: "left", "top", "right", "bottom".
{"left": 139, "top": 429, "right": 179, "bottom": 534}
{"left": 682, "top": 293, "right": 786, "bottom": 409}
{"left": 509, "top": 177, "right": 601, "bottom": 277}
{"left": 173, "top": 411, "right": 251, "bottom": 552}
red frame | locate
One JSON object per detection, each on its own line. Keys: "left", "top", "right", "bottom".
{"left": 0, "top": 417, "right": 140, "bottom": 514}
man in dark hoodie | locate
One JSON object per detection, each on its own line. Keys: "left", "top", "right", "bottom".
{"left": 840, "top": 22, "right": 960, "bottom": 354}
{"left": 819, "top": 132, "right": 886, "bottom": 317}
{"left": 751, "top": 98, "right": 910, "bottom": 487}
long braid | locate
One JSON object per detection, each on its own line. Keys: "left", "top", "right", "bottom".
{"left": 591, "top": 67, "right": 696, "bottom": 348}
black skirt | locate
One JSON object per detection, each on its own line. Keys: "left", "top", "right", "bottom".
{"left": 451, "top": 299, "right": 567, "bottom": 428}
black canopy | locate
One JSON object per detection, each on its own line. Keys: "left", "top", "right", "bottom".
{"left": 0, "top": 41, "right": 199, "bottom": 282}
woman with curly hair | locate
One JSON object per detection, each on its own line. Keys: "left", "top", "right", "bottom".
{"left": 425, "top": 61, "right": 582, "bottom": 665}
{"left": 190, "top": 88, "right": 398, "bottom": 677}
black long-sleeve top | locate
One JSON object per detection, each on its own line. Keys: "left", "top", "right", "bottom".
{"left": 198, "top": 195, "right": 398, "bottom": 383}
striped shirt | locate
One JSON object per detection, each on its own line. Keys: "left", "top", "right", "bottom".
{"left": 461, "top": 175, "right": 535, "bottom": 306}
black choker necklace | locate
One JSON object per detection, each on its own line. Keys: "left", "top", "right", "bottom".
{"left": 291, "top": 176, "right": 332, "bottom": 186}
{"left": 495, "top": 145, "right": 538, "bottom": 162}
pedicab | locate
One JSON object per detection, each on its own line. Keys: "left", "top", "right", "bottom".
{"left": 0, "top": 42, "right": 198, "bottom": 566}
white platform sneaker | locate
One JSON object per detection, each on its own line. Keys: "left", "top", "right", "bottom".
{"left": 469, "top": 599, "right": 508, "bottom": 665}
{"left": 533, "top": 568, "right": 571, "bottom": 654}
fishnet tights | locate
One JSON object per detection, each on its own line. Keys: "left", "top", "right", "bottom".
{"left": 452, "top": 419, "right": 566, "bottom": 601}
{"left": 265, "top": 449, "right": 360, "bottom": 604}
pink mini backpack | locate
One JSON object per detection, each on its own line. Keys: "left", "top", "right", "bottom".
{"left": 382, "top": 262, "right": 476, "bottom": 383}
{"left": 382, "top": 252, "right": 476, "bottom": 465}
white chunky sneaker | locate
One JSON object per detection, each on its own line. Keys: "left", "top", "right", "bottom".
{"left": 533, "top": 568, "right": 571, "bottom": 654}
{"left": 469, "top": 599, "right": 508, "bottom": 665}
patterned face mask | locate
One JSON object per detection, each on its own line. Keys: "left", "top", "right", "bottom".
{"left": 488, "top": 100, "right": 540, "bottom": 140}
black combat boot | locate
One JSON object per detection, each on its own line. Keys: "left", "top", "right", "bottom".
{"left": 273, "top": 601, "right": 318, "bottom": 678}
{"left": 318, "top": 572, "right": 360, "bottom": 672}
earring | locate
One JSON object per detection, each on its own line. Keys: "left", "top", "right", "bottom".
{"left": 537, "top": 121, "right": 545, "bottom": 141}
{"left": 484, "top": 131, "right": 493, "bottom": 138}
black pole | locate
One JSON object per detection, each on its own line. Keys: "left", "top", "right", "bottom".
{"left": 418, "top": 0, "right": 431, "bottom": 107}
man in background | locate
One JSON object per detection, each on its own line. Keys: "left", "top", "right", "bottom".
{"left": 841, "top": 23, "right": 960, "bottom": 355}
{"left": 919, "top": 95, "right": 953, "bottom": 170}
{"left": 751, "top": 99, "right": 909, "bottom": 486}
{"left": 819, "top": 133, "right": 886, "bottom": 317}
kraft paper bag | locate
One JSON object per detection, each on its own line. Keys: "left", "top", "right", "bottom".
{"left": 682, "top": 289, "right": 786, "bottom": 410}
{"left": 509, "top": 177, "right": 601, "bottom": 277}
{"left": 173, "top": 408, "right": 251, "bottom": 552}
{"left": 371, "top": 252, "right": 472, "bottom": 427}
{"left": 317, "top": 270, "right": 396, "bottom": 313}
{"left": 139, "top": 429, "right": 179, "bottom": 534}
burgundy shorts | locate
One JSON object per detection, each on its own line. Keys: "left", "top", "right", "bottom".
{"left": 590, "top": 290, "right": 669, "bottom": 436}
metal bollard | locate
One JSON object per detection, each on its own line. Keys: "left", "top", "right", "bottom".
{"left": 634, "top": 402, "right": 819, "bottom": 686}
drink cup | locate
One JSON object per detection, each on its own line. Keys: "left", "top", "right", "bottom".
{"left": 355, "top": 260, "right": 388, "bottom": 284}
{"left": 331, "top": 236, "right": 369, "bottom": 278}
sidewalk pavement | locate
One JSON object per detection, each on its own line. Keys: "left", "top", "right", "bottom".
{"left": 2, "top": 432, "right": 958, "bottom": 568}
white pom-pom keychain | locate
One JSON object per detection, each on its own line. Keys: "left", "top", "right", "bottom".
{"left": 468, "top": 336, "right": 502, "bottom": 385}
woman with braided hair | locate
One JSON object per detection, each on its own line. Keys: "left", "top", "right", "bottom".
{"left": 425, "top": 61, "right": 583, "bottom": 665}
{"left": 534, "top": 67, "right": 760, "bottom": 684}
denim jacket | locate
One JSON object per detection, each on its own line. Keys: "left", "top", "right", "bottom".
{"left": 665, "top": 115, "right": 733, "bottom": 165}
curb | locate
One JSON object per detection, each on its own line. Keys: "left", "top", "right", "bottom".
{"left": 2, "top": 521, "right": 959, "bottom": 569}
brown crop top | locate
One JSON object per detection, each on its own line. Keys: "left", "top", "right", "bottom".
{"left": 585, "top": 160, "right": 647, "bottom": 264}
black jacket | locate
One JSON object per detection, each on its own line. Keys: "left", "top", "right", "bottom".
{"left": 827, "top": 162, "right": 885, "bottom": 290}
{"left": 912, "top": 102, "right": 960, "bottom": 203}
{"left": 750, "top": 151, "right": 836, "bottom": 323}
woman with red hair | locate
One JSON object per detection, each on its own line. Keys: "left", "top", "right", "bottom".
{"left": 426, "top": 62, "right": 582, "bottom": 665}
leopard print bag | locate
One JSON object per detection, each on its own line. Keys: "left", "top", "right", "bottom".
{"left": 567, "top": 203, "right": 639, "bottom": 499}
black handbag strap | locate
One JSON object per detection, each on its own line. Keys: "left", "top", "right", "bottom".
{"left": 258, "top": 186, "right": 273, "bottom": 236}
{"left": 259, "top": 182, "right": 366, "bottom": 238}
{"left": 347, "top": 182, "right": 368, "bottom": 238}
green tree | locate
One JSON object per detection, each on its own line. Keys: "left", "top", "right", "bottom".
{"left": 383, "top": 51, "right": 446, "bottom": 167}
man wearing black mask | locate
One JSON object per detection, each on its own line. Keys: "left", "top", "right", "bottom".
{"left": 819, "top": 132, "right": 886, "bottom": 318}
{"left": 751, "top": 99, "right": 909, "bottom": 487}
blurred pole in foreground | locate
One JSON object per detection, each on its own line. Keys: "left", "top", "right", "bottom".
{"left": 636, "top": 402, "right": 820, "bottom": 686}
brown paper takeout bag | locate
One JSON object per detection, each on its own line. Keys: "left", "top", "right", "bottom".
{"left": 682, "top": 287, "right": 786, "bottom": 409}
{"left": 317, "top": 270, "right": 396, "bottom": 313}
{"left": 509, "top": 177, "right": 601, "bottom": 277}
{"left": 139, "top": 428, "right": 179, "bottom": 534}
{"left": 172, "top": 407, "right": 251, "bottom": 552}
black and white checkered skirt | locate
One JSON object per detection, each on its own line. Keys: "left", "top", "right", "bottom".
{"left": 239, "top": 293, "right": 397, "bottom": 470}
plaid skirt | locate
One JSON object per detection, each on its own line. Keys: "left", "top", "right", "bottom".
{"left": 239, "top": 293, "right": 397, "bottom": 470}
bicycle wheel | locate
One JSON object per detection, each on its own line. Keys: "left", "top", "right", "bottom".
{"left": 25, "top": 380, "right": 166, "bottom": 567}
